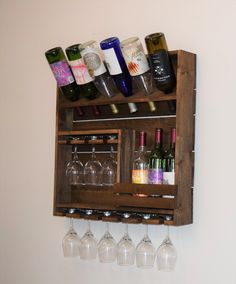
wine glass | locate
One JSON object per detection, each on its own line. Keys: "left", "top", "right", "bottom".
{"left": 84, "top": 147, "right": 103, "bottom": 185}
{"left": 156, "top": 226, "right": 177, "bottom": 271}
{"left": 117, "top": 224, "right": 135, "bottom": 266}
{"left": 136, "top": 224, "right": 156, "bottom": 268}
{"left": 102, "top": 146, "right": 117, "bottom": 186}
{"left": 65, "top": 145, "right": 84, "bottom": 185}
{"left": 98, "top": 223, "right": 117, "bottom": 263}
{"left": 79, "top": 221, "right": 98, "bottom": 260}
{"left": 62, "top": 218, "right": 80, "bottom": 257}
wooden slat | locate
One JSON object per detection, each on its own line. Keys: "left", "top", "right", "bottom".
{"left": 113, "top": 183, "right": 177, "bottom": 196}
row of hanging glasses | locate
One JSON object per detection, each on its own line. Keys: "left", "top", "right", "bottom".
{"left": 65, "top": 146, "right": 117, "bottom": 186}
{"left": 62, "top": 219, "right": 177, "bottom": 271}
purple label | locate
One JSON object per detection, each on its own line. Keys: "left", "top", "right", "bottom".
{"left": 148, "top": 169, "right": 163, "bottom": 184}
{"left": 50, "top": 60, "right": 74, "bottom": 87}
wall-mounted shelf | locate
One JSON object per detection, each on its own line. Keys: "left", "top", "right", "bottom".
{"left": 53, "top": 50, "right": 196, "bottom": 226}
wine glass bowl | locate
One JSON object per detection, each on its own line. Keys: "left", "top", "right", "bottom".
{"left": 98, "top": 223, "right": 117, "bottom": 263}
{"left": 84, "top": 147, "right": 102, "bottom": 186}
{"left": 62, "top": 218, "right": 80, "bottom": 257}
{"left": 156, "top": 226, "right": 177, "bottom": 271}
{"left": 79, "top": 221, "right": 98, "bottom": 260}
{"left": 117, "top": 224, "right": 135, "bottom": 266}
{"left": 136, "top": 225, "right": 156, "bottom": 268}
{"left": 102, "top": 146, "right": 117, "bottom": 186}
{"left": 65, "top": 145, "right": 84, "bottom": 185}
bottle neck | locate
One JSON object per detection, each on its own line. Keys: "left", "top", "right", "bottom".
{"left": 154, "top": 129, "right": 162, "bottom": 148}
{"left": 170, "top": 128, "right": 176, "bottom": 149}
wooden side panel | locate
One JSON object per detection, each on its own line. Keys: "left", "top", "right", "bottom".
{"left": 174, "top": 50, "right": 196, "bottom": 225}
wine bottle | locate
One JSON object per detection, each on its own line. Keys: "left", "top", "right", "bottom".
{"left": 45, "top": 47, "right": 79, "bottom": 101}
{"left": 145, "top": 33, "right": 176, "bottom": 94}
{"left": 100, "top": 37, "right": 138, "bottom": 114}
{"left": 120, "top": 37, "right": 156, "bottom": 112}
{"left": 132, "top": 131, "right": 149, "bottom": 184}
{"left": 65, "top": 44, "right": 98, "bottom": 100}
{"left": 148, "top": 128, "right": 164, "bottom": 184}
{"left": 163, "top": 128, "right": 176, "bottom": 184}
{"left": 79, "top": 40, "right": 119, "bottom": 114}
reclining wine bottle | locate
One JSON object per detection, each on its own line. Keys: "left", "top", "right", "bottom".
{"left": 45, "top": 47, "right": 79, "bottom": 102}
{"left": 145, "top": 33, "right": 176, "bottom": 113}
{"left": 79, "top": 40, "right": 119, "bottom": 114}
{"left": 100, "top": 37, "right": 138, "bottom": 114}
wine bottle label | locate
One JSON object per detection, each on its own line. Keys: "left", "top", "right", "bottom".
{"left": 149, "top": 50, "right": 173, "bottom": 84}
{"left": 122, "top": 50, "right": 150, "bottom": 76}
{"left": 69, "top": 59, "right": 94, "bottom": 85}
{"left": 148, "top": 169, "right": 163, "bottom": 184}
{"left": 50, "top": 60, "right": 75, "bottom": 87}
{"left": 132, "top": 170, "right": 148, "bottom": 184}
{"left": 81, "top": 48, "right": 107, "bottom": 76}
{"left": 163, "top": 172, "right": 175, "bottom": 185}
{"left": 102, "top": 48, "right": 122, "bottom": 75}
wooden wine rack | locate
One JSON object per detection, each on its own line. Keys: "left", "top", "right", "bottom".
{"left": 53, "top": 50, "right": 196, "bottom": 226}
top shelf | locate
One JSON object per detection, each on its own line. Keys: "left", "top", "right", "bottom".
{"left": 59, "top": 89, "right": 176, "bottom": 109}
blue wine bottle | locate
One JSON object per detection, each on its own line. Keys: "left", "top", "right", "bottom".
{"left": 100, "top": 37, "right": 138, "bottom": 113}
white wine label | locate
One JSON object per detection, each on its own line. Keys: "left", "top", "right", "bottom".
{"left": 80, "top": 47, "right": 106, "bottom": 77}
{"left": 122, "top": 49, "right": 149, "bottom": 76}
{"left": 102, "top": 48, "right": 122, "bottom": 75}
{"left": 69, "top": 59, "right": 93, "bottom": 85}
{"left": 163, "top": 172, "right": 175, "bottom": 185}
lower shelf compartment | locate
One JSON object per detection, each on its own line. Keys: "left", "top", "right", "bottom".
{"left": 54, "top": 183, "right": 178, "bottom": 225}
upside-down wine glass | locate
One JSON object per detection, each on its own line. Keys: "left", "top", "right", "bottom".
{"left": 84, "top": 147, "right": 103, "bottom": 185}
{"left": 102, "top": 146, "right": 117, "bottom": 186}
{"left": 136, "top": 224, "right": 156, "bottom": 268}
{"left": 62, "top": 218, "right": 80, "bottom": 257}
{"left": 156, "top": 226, "right": 177, "bottom": 271}
{"left": 65, "top": 145, "right": 84, "bottom": 185}
{"left": 79, "top": 221, "right": 98, "bottom": 260}
{"left": 98, "top": 222, "right": 117, "bottom": 263}
{"left": 117, "top": 224, "right": 135, "bottom": 266}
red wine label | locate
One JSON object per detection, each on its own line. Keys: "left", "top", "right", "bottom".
{"left": 69, "top": 58, "right": 93, "bottom": 85}
{"left": 102, "top": 48, "right": 122, "bottom": 75}
{"left": 132, "top": 170, "right": 148, "bottom": 184}
{"left": 50, "top": 60, "right": 74, "bottom": 87}
{"left": 149, "top": 50, "right": 173, "bottom": 84}
{"left": 81, "top": 48, "right": 106, "bottom": 76}
{"left": 148, "top": 169, "right": 163, "bottom": 184}
{"left": 163, "top": 172, "right": 175, "bottom": 185}
{"left": 122, "top": 50, "right": 149, "bottom": 76}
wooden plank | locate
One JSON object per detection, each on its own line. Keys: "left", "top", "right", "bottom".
{"left": 113, "top": 183, "right": 177, "bottom": 196}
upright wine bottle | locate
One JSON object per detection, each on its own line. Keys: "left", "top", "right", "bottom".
{"left": 148, "top": 128, "right": 164, "bottom": 184}
{"left": 45, "top": 47, "right": 79, "bottom": 101}
{"left": 163, "top": 128, "right": 176, "bottom": 185}
{"left": 132, "top": 131, "right": 149, "bottom": 184}
{"left": 100, "top": 37, "right": 138, "bottom": 114}
{"left": 145, "top": 33, "right": 176, "bottom": 94}
{"left": 79, "top": 40, "right": 119, "bottom": 114}
{"left": 120, "top": 37, "right": 156, "bottom": 112}
{"left": 65, "top": 44, "right": 98, "bottom": 100}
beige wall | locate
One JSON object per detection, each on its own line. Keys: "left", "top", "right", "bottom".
{"left": 1, "top": 0, "right": 236, "bottom": 283}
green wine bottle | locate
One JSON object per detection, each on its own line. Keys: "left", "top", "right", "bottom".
{"left": 65, "top": 44, "right": 98, "bottom": 100}
{"left": 148, "top": 128, "right": 164, "bottom": 184}
{"left": 145, "top": 33, "right": 176, "bottom": 94}
{"left": 45, "top": 47, "right": 79, "bottom": 101}
{"left": 163, "top": 127, "right": 176, "bottom": 184}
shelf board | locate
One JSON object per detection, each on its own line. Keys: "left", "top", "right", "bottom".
{"left": 59, "top": 89, "right": 176, "bottom": 109}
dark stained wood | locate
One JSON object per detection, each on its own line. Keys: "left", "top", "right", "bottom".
{"left": 53, "top": 50, "right": 196, "bottom": 226}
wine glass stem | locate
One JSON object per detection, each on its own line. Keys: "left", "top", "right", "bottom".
{"left": 145, "top": 224, "right": 148, "bottom": 236}
{"left": 125, "top": 223, "right": 128, "bottom": 234}
{"left": 106, "top": 222, "right": 109, "bottom": 232}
